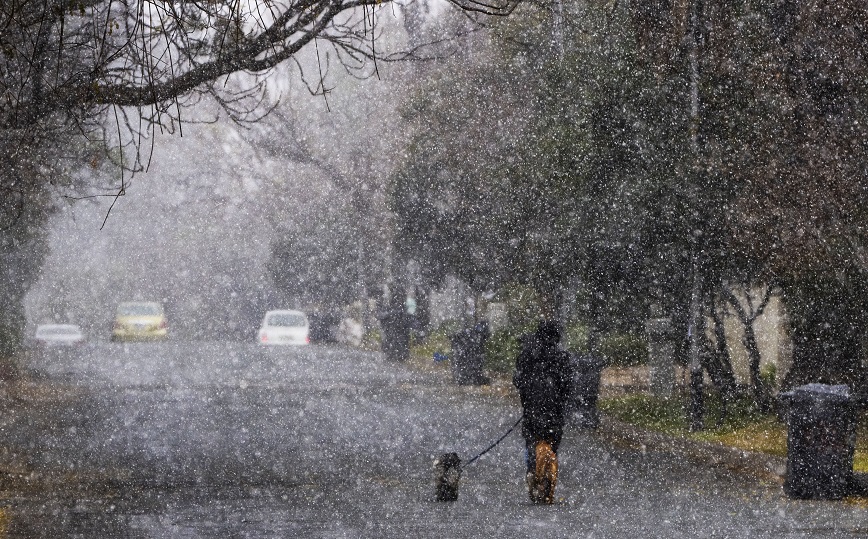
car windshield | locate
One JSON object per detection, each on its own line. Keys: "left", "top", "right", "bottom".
{"left": 36, "top": 326, "right": 80, "bottom": 336}
{"left": 267, "top": 313, "right": 306, "bottom": 327}
{"left": 118, "top": 303, "right": 162, "bottom": 316}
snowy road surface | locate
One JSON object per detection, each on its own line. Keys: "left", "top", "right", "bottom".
{"left": 3, "top": 341, "right": 867, "bottom": 537}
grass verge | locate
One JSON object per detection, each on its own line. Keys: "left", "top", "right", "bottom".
{"left": 600, "top": 393, "right": 868, "bottom": 472}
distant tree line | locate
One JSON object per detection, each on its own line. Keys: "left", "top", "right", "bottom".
{"left": 0, "top": 0, "right": 409, "bottom": 357}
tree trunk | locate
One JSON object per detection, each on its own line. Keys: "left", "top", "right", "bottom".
{"left": 742, "top": 324, "right": 772, "bottom": 413}
{"left": 722, "top": 284, "right": 776, "bottom": 411}
{"left": 707, "top": 300, "right": 738, "bottom": 401}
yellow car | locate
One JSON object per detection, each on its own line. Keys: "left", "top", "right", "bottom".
{"left": 112, "top": 301, "right": 168, "bottom": 342}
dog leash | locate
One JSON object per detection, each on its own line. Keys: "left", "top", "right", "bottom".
{"left": 464, "top": 415, "right": 523, "bottom": 467}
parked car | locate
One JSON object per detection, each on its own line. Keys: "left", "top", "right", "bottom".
{"left": 257, "top": 310, "right": 310, "bottom": 345}
{"left": 33, "top": 324, "right": 86, "bottom": 348}
{"left": 112, "top": 301, "right": 168, "bottom": 342}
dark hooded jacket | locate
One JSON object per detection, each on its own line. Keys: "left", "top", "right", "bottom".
{"left": 513, "top": 321, "right": 573, "bottom": 442}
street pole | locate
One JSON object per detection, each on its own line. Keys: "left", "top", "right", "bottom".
{"left": 688, "top": 256, "right": 704, "bottom": 431}
{"left": 552, "top": 0, "right": 565, "bottom": 63}
{"left": 687, "top": 0, "right": 705, "bottom": 432}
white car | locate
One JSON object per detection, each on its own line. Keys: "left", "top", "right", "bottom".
{"left": 33, "top": 324, "right": 86, "bottom": 348}
{"left": 258, "top": 310, "right": 310, "bottom": 345}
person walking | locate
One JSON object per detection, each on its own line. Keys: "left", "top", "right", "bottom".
{"left": 513, "top": 320, "right": 573, "bottom": 504}
{"left": 377, "top": 292, "right": 411, "bottom": 362}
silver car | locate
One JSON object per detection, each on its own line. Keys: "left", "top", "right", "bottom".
{"left": 33, "top": 324, "right": 86, "bottom": 350}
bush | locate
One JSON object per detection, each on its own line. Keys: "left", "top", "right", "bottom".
{"left": 760, "top": 363, "right": 777, "bottom": 389}
{"left": 412, "top": 320, "right": 527, "bottom": 374}
{"left": 481, "top": 325, "right": 648, "bottom": 373}
{"left": 411, "top": 321, "right": 456, "bottom": 359}
{"left": 361, "top": 329, "right": 381, "bottom": 351}
{"left": 435, "top": 319, "right": 462, "bottom": 338}
{"left": 484, "top": 326, "right": 529, "bottom": 374}
{"left": 600, "top": 392, "right": 771, "bottom": 436}
{"left": 564, "top": 323, "right": 590, "bottom": 353}
{"left": 419, "top": 318, "right": 647, "bottom": 374}
{"left": 599, "top": 332, "right": 647, "bottom": 367}
{"left": 561, "top": 325, "right": 647, "bottom": 367}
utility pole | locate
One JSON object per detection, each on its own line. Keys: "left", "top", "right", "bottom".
{"left": 688, "top": 256, "right": 704, "bottom": 431}
{"left": 552, "top": 0, "right": 565, "bottom": 63}
{"left": 687, "top": 0, "right": 705, "bottom": 432}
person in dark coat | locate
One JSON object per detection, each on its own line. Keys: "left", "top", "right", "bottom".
{"left": 377, "top": 292, "right": 411, "bottom": 362}
{"left": 513, "top": 320, "right": 573, "bottom": 500}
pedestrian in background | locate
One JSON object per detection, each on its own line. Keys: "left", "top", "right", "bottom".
{"left": 513, "top": 320, "right": 573, "bottom": 503}
{"left": 377, "top": 291, "right": 411, "bottom": 362}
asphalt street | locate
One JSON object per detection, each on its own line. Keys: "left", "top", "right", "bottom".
{"left": 0, "top": 341, "right": 865, "bottom": 538}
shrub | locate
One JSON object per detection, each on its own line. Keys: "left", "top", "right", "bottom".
{"left": 482, "top": 325, "right": 648, "bottom": 372}
{"left": 599, "top": 332, "right": 647, "bottom": 367}
{"left": 361, "top": 329, "right": 381, "bottom": 351}
{"left": 564, "top": 323, "right": 590, "bottom": 353}
{"left": 484, "top": 326, "right": 529, "bottom": 374}
{"left": 600, "top": 392, "right": 771, "bottom": 435}
{"left": 760, "top": 363, "right": 777, "bottom": 389}
{"left": 411, "top": 321, "right": 456, "bottom": 359}
{"left": 497, "top": 285, "right": 541, "bottom": 328}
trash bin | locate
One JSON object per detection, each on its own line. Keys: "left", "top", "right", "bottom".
{"left": 567, "top": 353, "right": 606, "bottom": 429}
{"left": 450, "top": 329, "right": 473, "bottom": 385}
{"left": 450, "top": 323, "right": 490, "bottom": 386}
{"left": 781, "top": 383, "right": 856, "bottom": 500}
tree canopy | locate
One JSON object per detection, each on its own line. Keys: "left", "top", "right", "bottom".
{"left": 392, "top": 0, "right": 868, "bottom": 392}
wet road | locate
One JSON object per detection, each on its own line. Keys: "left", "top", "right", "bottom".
{"left": 2, "top": 341, "right": 867, "bottom": 537}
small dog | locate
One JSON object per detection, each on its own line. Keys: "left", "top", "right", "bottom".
{"left": 433, "top": 452, "right": 462, "bottom": 501}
